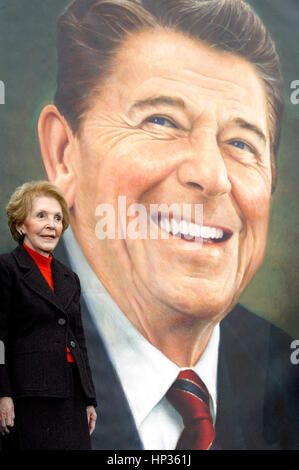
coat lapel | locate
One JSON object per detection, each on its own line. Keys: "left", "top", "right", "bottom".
{"left": 51, "top": 256, "right": 77, "bottom": 311}
{"left": 12, "top": 244, "right": 75, "bottom": 315}
{"left": 216, "top": 305, "right": 277, "bottom": 449}
{"left": 215, "top": 331, "right": 247, "bottom": 449}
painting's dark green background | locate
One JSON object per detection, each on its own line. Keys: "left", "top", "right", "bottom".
{"left": 0, "top": 0, "right": 298, "bottom": 336}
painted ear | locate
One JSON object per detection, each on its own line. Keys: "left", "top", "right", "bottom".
{"left": 38, "top": 104, "right": 77, "bottom": 208}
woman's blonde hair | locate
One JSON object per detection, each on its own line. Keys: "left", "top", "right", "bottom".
{"left": 6, "top": 180, "right": 70, "bottom": 243}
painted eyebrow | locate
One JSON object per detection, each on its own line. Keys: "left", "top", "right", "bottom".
{"left": 129, "top": 99, "right": 267, "bottom": 146}
{"left": 130, "top": 95, "right": 186, "bottom": 113}
{"left": 231, "top": 117, "right": 267, "bottom": 146}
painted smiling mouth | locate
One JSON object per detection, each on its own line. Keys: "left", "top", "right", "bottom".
{"left": 151, "top": 214, "right": 232, "bottom": 243}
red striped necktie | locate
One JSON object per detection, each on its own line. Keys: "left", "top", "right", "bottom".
{"left": 166, "top": 369, "right": 216, "bottom": 450}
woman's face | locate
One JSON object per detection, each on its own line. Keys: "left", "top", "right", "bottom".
{"left": 19, "top": 195, "right": 63, "bottom": 257}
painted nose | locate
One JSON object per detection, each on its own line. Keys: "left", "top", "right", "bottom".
{"left": 177, "top": 131, "right": 231, "bottom": 198}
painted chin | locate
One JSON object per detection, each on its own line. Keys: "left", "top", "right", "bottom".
{"left": 142, "top": 268, "right": 240, "bottom": 320}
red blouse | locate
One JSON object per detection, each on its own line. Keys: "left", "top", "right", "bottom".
{"left": 23, "top": 243, "right": 75, "bottom": 363}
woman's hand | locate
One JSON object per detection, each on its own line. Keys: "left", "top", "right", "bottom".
{"left": 86, "top": 405, "right": 97, "bottom": 435}
{"left": 0, "top": 397, "right": 15, "bottom": 436}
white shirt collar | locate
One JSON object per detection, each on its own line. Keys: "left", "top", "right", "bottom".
{"left": 63, "top": 229, "right": 220, "bottom": 427}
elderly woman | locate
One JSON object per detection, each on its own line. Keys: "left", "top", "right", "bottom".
{"left": 0, "top": 181, "right": 97, "bottom": 450}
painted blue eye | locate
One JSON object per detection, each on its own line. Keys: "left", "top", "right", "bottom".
{"left": 147, "top": 116, "right": 176, "bottom": 127}
{"left": 230, "top": 140, "right": 255, "bottom": 153}
{"left": 231, "top": 140, "right": 246, "bottom": 150}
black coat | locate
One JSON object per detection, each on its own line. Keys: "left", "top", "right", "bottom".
{"left": 0, "top": 244, "right": 97, "bottom": 407}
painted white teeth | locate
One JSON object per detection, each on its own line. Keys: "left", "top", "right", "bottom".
{"left": 181, "top": 221, "right": 189, "bottom": 235}
{"left": 191, "top": 224, "right": 200, "bottom": 237}
{"left": 158, "top": 217, "right": 224, "bottom": 239}
{"left": 170, "top": 219, "right": 180, "bottom": 235}
{"left": 161, "top": 218, "right": 171, "bottom": 233}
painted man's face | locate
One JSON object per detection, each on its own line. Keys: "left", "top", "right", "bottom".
{"left": 46, "top": 30, "right": 272, "bottom": 325}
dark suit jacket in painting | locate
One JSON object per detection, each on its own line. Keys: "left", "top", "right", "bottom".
{"left": 81, "top": 300, "right": 299, "bottom": 450}
{"left": 0, "top": 244, "right": 97, "bottom": 407}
